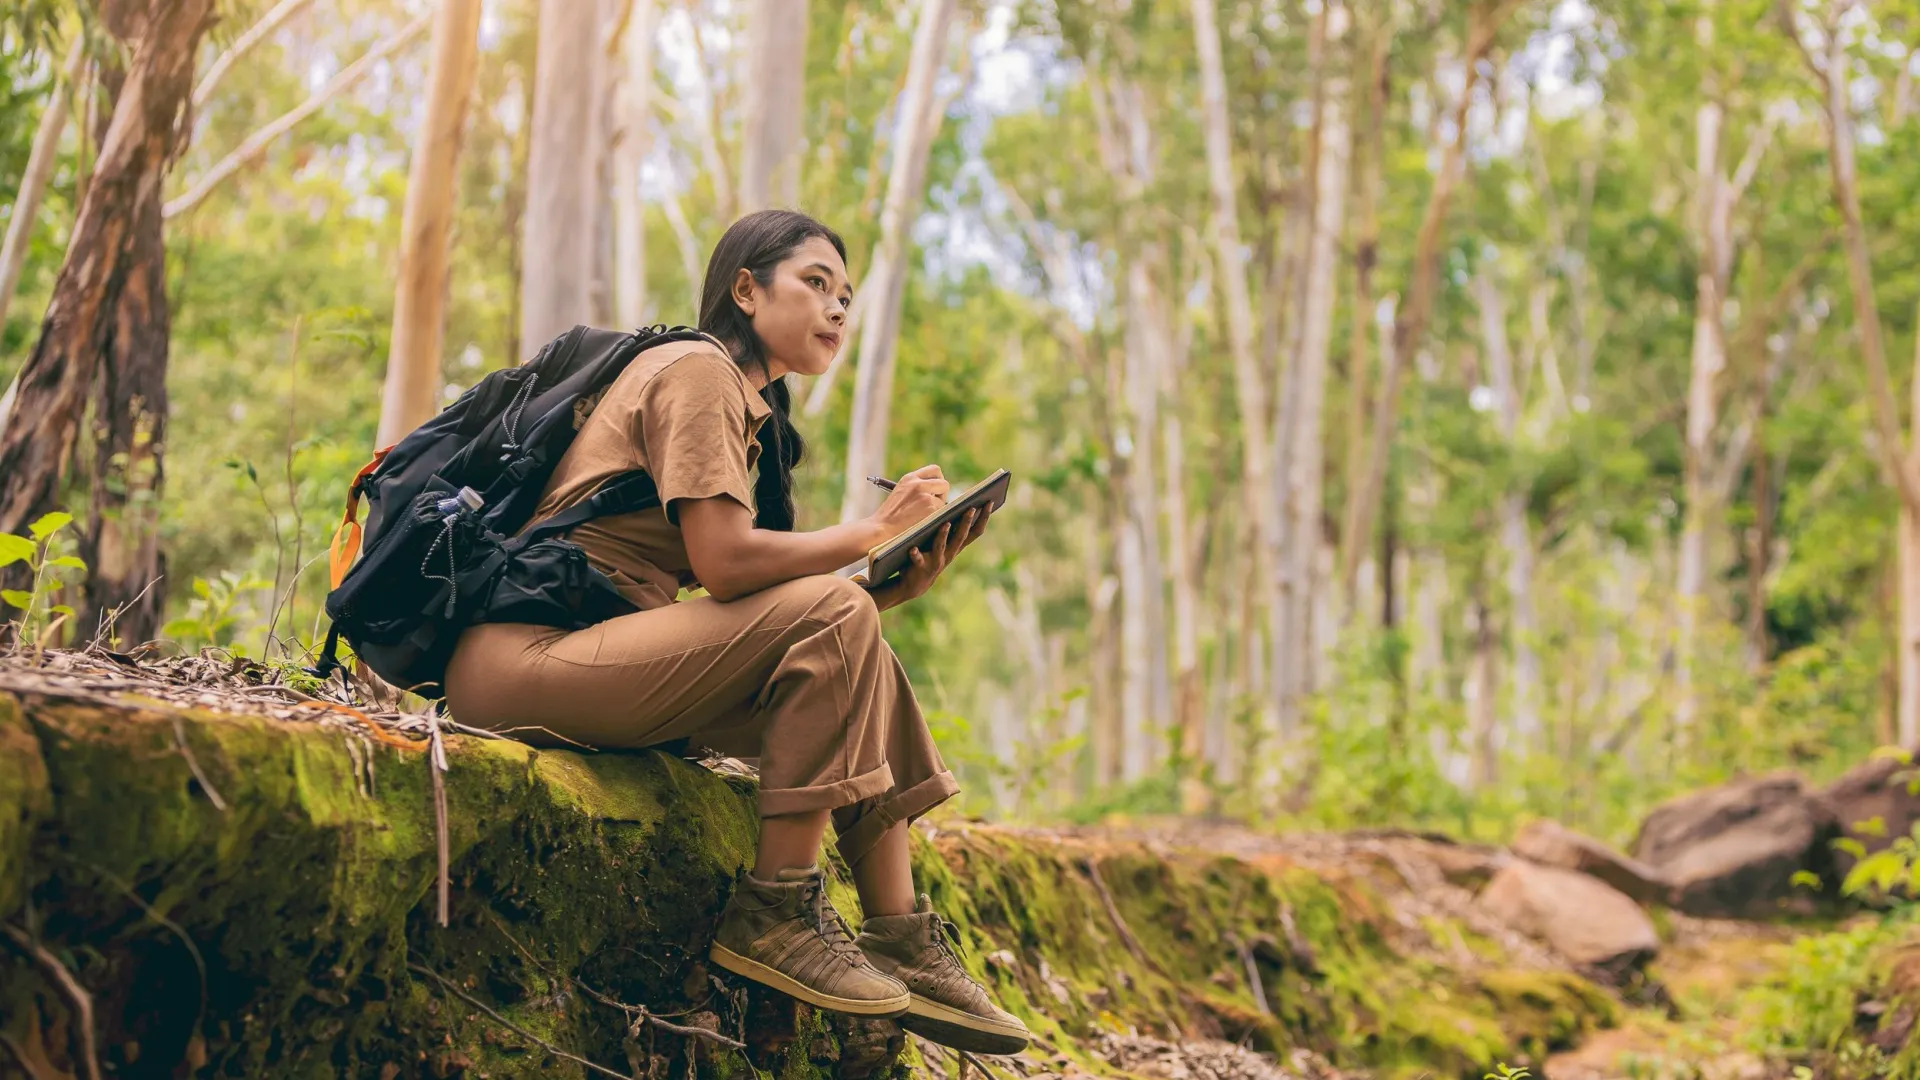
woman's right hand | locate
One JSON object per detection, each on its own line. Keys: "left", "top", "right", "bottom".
{"left": 869, "top": 464, "right": 947, "bottom": 540}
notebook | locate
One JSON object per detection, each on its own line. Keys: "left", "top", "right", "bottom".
{"left": 838, "top": 469, "right": 1012, "bottom": 589}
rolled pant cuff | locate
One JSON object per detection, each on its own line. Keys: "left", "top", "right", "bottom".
{"left": 757, "top": 763, "right": 896, "bottom": 818}
{"left": 834, "top": 769, "right": 962, "bottom": 866}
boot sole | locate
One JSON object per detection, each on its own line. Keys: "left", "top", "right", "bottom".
{"left": 709, "top": 942, "right": 911, "bottom": 1017}
{"left": 898, "top": 993, "right": 1031, "bottom": 1056}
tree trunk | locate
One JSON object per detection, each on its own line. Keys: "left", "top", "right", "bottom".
{"left": 1902, "top": 313, "right": 1920, "bottom": 746}
{"left": 1338, "top": 14, "right": 1389, "bottom": 616}
{"left": 1190, "top": 0, "right": 1285, "bottom": 763}
{"left": 377, "top": 0, "right": 483, "bottom": 450}
{"left": 1676, "top": 10, "right": 1727, "bottom": 738}
{"left": 1789, "top": 9, "right": 1920, "bottom": 745}
{"left": 1276, "top": 5, "right": 1351, "bottom": 740}
{"left": 1474, "top": 260, "right": 1540, "bottom": 753}
{"left": 611, "top": 0, "right": 657, "bottom": 328}
{"left": 1121, "top": 257, "right": 1172, "bottom": 778}
{"left": 519, "top": 0, "right": 609, "bottom": 354}
{"left": 1468, "top": 574, "right": 1499, "bottom": 789}
{"left": 1340, "top": 2, "right": 1510, "bottom": 620}
{"left": 839, "top": 0, "right": 955, "bottom": 523}
{"left": 0, "top": 37, "right": 84, "bottom": 336}
{"left": 737, "top": 0, "right": 809, "bottom": 212}
{"left": 1166, "top": 408, "right": 1205, "bottom": 811}
{"left": 0, "top": 0, "right": 212, "bottom": 596}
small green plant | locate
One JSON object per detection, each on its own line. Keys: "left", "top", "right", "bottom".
{"left": 162, "top": 571, "right": 273, "bottom": 653}
{"left": 1486, "top": 1065, "right": 1532, "bottom": 1080}
{"left": 0, "top": 511, "right": 88, "bottom": 646}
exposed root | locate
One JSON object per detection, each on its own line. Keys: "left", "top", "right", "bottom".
{"left": 2, "top": 922, "right": 102, "bottom": 1080}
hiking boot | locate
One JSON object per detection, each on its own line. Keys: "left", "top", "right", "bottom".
{"left": 855, "top": 895, "right": 1032, "bottom": 1055}
{"left": 710, "top": 866, "right": 911, "bottom": 1017}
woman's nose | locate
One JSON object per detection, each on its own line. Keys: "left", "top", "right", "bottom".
{"left": 829, "top": 306, "right": 846, "bottom": 326}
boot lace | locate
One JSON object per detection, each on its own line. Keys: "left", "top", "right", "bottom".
{"left": 797, "top": 877, "right": 864, "bottom": 963}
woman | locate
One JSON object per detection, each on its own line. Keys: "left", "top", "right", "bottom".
{"left": 445, "top": 210, "right": 1029, "bottom": 1056}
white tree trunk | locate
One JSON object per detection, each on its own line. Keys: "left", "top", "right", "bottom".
{"left": 737, "top": 0, "right": 809, "bottom": 212}
{"left": 1166, "top": 407, "right": 1206, "bottom": 808}
{"left": 1474, "top": 260, "right": 1540, "bottom": 751}
{"left": 1122, "top": 257, "right": 1173, "bottom": 772}
{"left": 1191, "top": 0, "right": 1285, "bottom": 762}
{"left": 611, "top": 0, "right": 657, "bottom": 328}
{"left": 0, "top": 37, "right": 83, "bottom": 333}
{"left": 1676, "top": 79, "right": 1725, "bottom": 739}
{"left": 1903, "top": 320, "right": 1920, "bottom": 747}
{"left": 1117, "top": 509, "right": 1153, "bottom": 783}
{"left": 519, "top": 0, "right": 610, "bottom": 353}
{"left": 376, "top": 0, "right": 483, "bottom": 449}
{"left": 839, "top": 0, "right": 955, "bottom": 522}
{"left": 1276, "top": 6, "right": 1351, "bottom": 742}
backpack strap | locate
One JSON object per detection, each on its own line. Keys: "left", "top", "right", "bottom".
{"left": 520, "top": 469, "right": 662, "bottom": 544}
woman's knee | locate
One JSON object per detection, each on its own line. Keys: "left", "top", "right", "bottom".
{"left": 787, "top": 573, "right": 880, "bottom": 631}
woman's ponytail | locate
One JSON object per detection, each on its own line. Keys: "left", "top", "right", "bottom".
{"left": 753, "top": 375, "right": 803, "bottom": 532}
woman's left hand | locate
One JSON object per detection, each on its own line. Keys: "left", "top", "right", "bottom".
{"left": 869, "top": 505, "right": 992, "bottom": 612}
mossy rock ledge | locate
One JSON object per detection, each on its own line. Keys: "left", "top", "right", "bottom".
{"left": 0, "top": 679, "right": 1616, "bottom": 1079}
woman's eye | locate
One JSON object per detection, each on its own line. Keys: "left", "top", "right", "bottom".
{"left": 808, "top": 276, "right": 826, "bottom": 290}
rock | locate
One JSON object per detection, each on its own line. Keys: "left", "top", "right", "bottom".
{"left": 1476, "top": 861, "right": 1659, "bottom": 973}
{"left": 1824, "top": 751, "right": 1920, "bottom": 875}
{"left": 1512, "top": 818, "right": 1671, "bottom": 905}
{"left": 1630, "top": 771, "right": 1839, "bottom": 917}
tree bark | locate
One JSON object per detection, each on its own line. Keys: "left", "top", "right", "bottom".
{"left": 839, "top": 0, "right": 955, "bottom": 523}
{"left": 0, "top": 0, "right": 212, "bottom": 601}
{"left": 611, "top": 0, "right": 657, "bottom": 328}
{"left": 376, "top": 0, "right": 483, "bottom": 450}
{"left": 1190, "top": 0, "right": 1286, "bottom": 760}
{"left": 0, "top": 37, "right": 84, "bottom": 337}
{"left": 736, "top": 0, "right": 809, "bottom": 213}
{"left": 519, "top": 0, "right": 611, "bottom": 353}
{"left": 1276, "top": 4, "right": 1351, "bottom": 739}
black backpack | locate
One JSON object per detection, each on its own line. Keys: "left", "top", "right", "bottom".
{"left": 316, "top": 324, "right": 713, "bottom": 694}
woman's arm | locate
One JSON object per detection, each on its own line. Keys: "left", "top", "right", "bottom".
{"left": 678, "top": 465, "right": 948, "bottom": 602}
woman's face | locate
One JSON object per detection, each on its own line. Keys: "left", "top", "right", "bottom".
{"left": 733, "top": 236, "right": 853, "bottom": 380}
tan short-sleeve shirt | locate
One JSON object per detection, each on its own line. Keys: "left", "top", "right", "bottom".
{"left": 526, "top": 337, "right": 772, "bottom": 610}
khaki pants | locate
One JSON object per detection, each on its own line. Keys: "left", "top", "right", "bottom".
{"left": 445, "top": 574, "right": 958, "bottom": 865}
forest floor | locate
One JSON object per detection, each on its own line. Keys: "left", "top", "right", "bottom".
{"left": 1025, "top": 820, "right": 1838, "bottom": 1080}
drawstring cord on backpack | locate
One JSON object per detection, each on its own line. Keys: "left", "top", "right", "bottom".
{"left": 500, "top": 371, "right": 539, "bottom": 453}
{"left": 421, "top": 516, "right": 461, "bottom": 619}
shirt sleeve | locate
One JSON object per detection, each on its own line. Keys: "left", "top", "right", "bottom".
{"left": 637, "top": 351, "right": 756, "bottom": 524}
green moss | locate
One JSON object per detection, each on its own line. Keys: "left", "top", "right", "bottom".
{"left": 0, "top": 695, "right": 50, "bottom": 915}
{"left": 0, "top": 689, "right": 1621, "bottom": 1079}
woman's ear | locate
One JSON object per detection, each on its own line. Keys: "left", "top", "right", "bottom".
{"left": 731, "top": 268, "right": 758, "bottom": 316}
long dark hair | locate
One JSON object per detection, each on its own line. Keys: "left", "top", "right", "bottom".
{"left": 697, "top": 210, "right": 847, "bottom": 532}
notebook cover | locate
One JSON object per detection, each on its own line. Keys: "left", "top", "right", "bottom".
{"left": 858, "top": 469, "right": 1011, "bottom": 588}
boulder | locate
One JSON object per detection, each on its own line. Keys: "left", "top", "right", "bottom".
{"left": 1512, "top": 819, "right": 1671, "bottom": 905}
{"left": 1475, "top": 861, "right": 1659, "bottom": 973}
{"left": 1630, "top": 771, "right": 1838, "bottom": 917}
{"left": 1824, "top": 751, "right": 1920, "bottom": 876}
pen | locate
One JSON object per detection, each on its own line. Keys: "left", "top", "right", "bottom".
{"left": 866, "top": 475, "right": 897, "bottom": 491}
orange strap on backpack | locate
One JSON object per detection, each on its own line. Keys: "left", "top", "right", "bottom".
{"left": 328, "top": 448, "right": 391, "bottom": 589}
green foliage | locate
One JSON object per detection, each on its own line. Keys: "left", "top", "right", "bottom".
{"left": 160, "top": 571, "right": 274, "bottom": 655}
{"left": 0, "top": 511, "right": 85, "bottom": 646}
